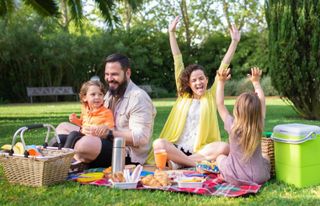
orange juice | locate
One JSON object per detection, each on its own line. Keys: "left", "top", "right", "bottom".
{"left": 154, "top": 149, "right": 167, "bottom": 170}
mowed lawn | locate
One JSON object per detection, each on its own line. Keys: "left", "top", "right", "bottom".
{"left": 0, "top": 97, "right": 320, "bottom": 206}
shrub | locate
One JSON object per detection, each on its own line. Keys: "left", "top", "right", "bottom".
{"left": 266, "top": 0, "right": 320, "bottom": 119}
{"left": 261, "top": 76, "right": 278, "bottom": 96}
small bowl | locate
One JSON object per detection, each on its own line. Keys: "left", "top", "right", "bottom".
{"left": 112, "top": 181, "right": 138, "bottom": 189}
{"left": 177, "top": 177, "right": 205, "bottom": 188}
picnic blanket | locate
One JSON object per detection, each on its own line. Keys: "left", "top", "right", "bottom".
{"left": 68, "top": 169, "right": 261, "bottom": 197}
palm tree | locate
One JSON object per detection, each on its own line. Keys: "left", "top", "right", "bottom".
{"left": 0, "top": 0, "right": 59, "bottom": 17}
{"left": 0, "top": 0, "right": 143, "bottom": 31}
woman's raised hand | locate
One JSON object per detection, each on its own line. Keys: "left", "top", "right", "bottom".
{"left": 229, "top": 25, "right": 241, "bottom": 43}
{"left": 169, "top": 16, "right": 180, "bottom": 33}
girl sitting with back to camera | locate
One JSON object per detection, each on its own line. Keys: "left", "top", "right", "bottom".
{"left": 215, "top": 67, "right": 270, "bottom": 185}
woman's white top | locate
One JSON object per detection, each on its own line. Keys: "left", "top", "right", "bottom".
{"left": 175, "top": 99, "right": 200, "bottom": 154}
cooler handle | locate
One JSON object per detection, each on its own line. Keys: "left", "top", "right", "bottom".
{"left": 9, "top": 124, "right": 62, "bottom": 157}
{"left": 271, "top": 131, "right": 316, "bottom": 144}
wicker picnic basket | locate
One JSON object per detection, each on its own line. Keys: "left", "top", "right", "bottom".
{"left": 0, "top": 124, "right": 74, "bottom": 187}
{"left": 261, "top": 136, "right": 275, "bottom": 177}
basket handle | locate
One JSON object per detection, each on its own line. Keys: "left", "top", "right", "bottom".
{"left": 9, "top": 124, "right": 62, "bottom": 157}
{"left": 25, "top": 124, "right": 46, "bottom": 130}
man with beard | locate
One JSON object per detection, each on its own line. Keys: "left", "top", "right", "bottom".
{"left": 54, "top": 53, "right": 156, "bottom": 169}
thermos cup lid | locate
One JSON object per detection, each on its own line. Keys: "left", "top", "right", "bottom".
{"left": 113, "top": 137, "right": 125, "bottom": 147}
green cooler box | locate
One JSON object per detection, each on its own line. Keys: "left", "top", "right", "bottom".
{"left": 272, "top": 123, "right": 320, "bottom": 187}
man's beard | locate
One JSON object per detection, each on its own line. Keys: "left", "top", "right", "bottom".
{"left": 107, "top": 78, "right": 128, "bottom": 97}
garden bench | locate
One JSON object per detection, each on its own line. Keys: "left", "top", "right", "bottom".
{"left": 26, "top": 86, "right": 77, "bottom": 103}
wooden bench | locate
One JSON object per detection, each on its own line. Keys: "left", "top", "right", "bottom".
{"left": 26, "top": 86, "right": 77, "bottom": 103}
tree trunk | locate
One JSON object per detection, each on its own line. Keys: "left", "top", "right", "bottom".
{"left": 124, "top": 1, "right": 132, "bottom": 31}
{"left": 179, "top": 0, "right": 191, "bottom": 53}
{"left": 60, "top": 0, "right": 69, "bottom": 32}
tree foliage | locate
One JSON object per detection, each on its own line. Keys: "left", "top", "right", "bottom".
{"left": 0, "top": 0, "right": 143, "bottom": 31}
{"left": 266, "top": 0, "right": 320, "bottom": 119}
{"left": 0, "top": 1, "right": 272, "bottom": 102}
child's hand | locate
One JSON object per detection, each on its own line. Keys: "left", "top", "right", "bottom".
{"left": 217, "top": 68, "right": 231, "bottom": 82}
{"left": 91, "top": 125, "right": 109, "bottom": 138}
{"left": 169, "top": 16, "right": 179, "bottom": 33}
{"left": 248, "top": 67, "right": 262, "bottom": 83}
{"left": 69, "top": 113, "right": 78, "bottom": 123}
{"left": 81, "top": 126, "right": 91, "bottom": 135}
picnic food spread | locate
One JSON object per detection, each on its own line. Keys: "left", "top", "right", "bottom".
{"left": 108, "top": 172, "right": 126, "bottom": 182}
{"left": 196, "top": 160, "right": 219, "bottom": 174}
{"left": 141, "top": 170, "right": 171, "bottom": 187}
{"left": 77, "top": 172, "right": 105, "bottom": 183}
{"left": 69, "top": 165, "right": 262, "bottom": 197}
{"left": 1, "top": 143, "right": 43, "bottom": 156}
{"left": 179, "top": 177, "right": 204, "bottom": 183}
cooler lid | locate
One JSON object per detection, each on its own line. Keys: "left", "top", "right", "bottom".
{"left": 272, "top": 123, "right": 320, "bottom": 143}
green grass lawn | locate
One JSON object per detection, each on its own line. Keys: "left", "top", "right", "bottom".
{"left": 0, "top": 98, "right": 320, "bottom": 205}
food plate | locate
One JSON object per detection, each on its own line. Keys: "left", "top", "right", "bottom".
{"left": 176, "top": 177, "right": 205, "bottom": 188}
{"left": 112, "top": 181, "right": 138, "bottom": 189}
{"left": 142, "top": 185, "right": 171, "bottom": 190}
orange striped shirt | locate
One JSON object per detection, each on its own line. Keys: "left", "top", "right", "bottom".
{"left": 80, "top": 105, "right": 114, "bottom": 129}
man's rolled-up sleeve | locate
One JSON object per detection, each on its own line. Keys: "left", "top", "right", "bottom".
{"left": 129, "top": 92, "right": 156, "bottom": 147}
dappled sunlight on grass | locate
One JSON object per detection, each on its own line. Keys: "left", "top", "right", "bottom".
{"left": 1, "top": 97, "right": 315, "bottom": 144}
{"left": 0, "top": 97, "right": 320, "bottom": 205}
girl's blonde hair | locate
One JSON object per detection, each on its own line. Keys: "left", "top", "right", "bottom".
{"left": 231, "top": 92, "right": 263, "bottom": 161}
{"left": 79, "top": 80, "right": 106, "bottom": 104}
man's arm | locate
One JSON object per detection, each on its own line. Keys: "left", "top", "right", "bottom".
{"left": 113, "top": 92, "right": 155, "bottom": 147}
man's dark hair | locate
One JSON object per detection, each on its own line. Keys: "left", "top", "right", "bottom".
{"left": 105, "top": 53, "right": 130, "bottom": 71}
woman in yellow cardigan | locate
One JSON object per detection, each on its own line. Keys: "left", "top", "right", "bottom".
{"left": 151, "top": 16, "right": 241, "bottom": 168}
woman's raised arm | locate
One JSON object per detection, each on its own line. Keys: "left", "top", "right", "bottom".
{"left": 221, "top": 25, "right": 241, "bottom": 66}
{"left": 169, "top": 16, "right": 181, "bottom": 56}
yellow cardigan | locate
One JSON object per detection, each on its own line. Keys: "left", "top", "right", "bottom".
{"left": 146, "top": 54, "right": 228, "bottom": 164}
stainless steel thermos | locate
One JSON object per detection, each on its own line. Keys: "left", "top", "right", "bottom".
{"left": 112, "top": 136, "right": 125, "bottom": 173}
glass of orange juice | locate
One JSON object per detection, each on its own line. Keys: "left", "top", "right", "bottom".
{"left": 154, "top": 149, "right": 167, "bottom": 170}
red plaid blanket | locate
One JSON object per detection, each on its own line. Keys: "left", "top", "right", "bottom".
{"left": 69, "top": 172, "right": 261, "bottom": 197}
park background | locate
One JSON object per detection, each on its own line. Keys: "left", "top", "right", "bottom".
{"left": 0, "top": 0, "right": 320, "bottom": 205}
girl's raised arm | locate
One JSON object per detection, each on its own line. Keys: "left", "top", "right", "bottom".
{"left": 216, "top": 69, "right": 231, "bottom": 123}
{"left": 248, "top": 67, "right": 266, "bottom": 119}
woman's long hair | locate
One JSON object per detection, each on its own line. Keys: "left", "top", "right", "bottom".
{"left": 178, "top": 64, "right": 207, "bottom": 97}
{"left": 231, "top": 92, "right": 263, "bottom": 161}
